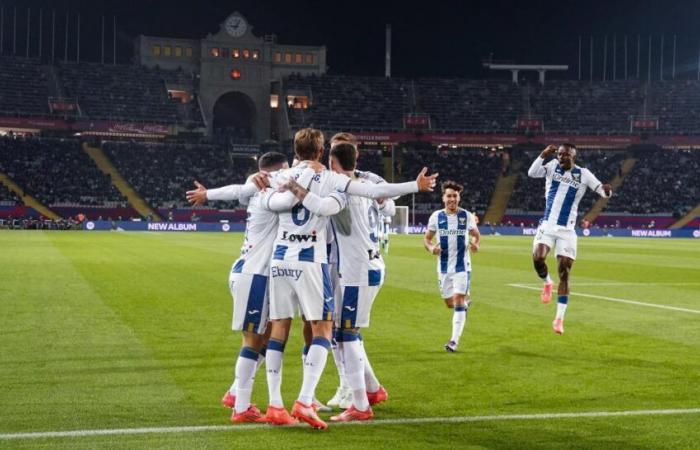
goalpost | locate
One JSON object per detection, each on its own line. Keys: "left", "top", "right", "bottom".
{"left": 392, "top": 205, "right": 410, "bottom": 234}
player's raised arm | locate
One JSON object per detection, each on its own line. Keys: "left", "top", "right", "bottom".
{"left": 528, "top": 145, "right": 557, "bottom": 178}
{"left": 344, "top": 167, "right": 438, "bottom": 199}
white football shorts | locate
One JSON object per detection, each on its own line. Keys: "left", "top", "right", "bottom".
{"left": 532, "top": 225, "right": 577, "bottom": 260}
{"left": 269, "top": 260, "right": 334, "bottom": 321}
{"left": 439, "top": 271, "right": 471, "bottom": 299}
{"left": 336, "top": 283, "right": 382, "bottom": 329}
{"left": 228, "top": 271, "right": 269, "bottom": 334}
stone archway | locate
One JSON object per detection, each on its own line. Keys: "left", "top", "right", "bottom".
{"left": 212, "top": 91, "right": 257, "bottom": 141}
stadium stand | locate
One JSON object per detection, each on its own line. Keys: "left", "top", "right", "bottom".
{"left": 607, "top": 148, "right": 700, "bottom": 215}
{"left": 415, "top": 79, "right": 522, "bottom": 133}
{"left": 57, "top": 62, "right": 179, "bottom": 123}
{"left": 285, "top": 74, "right": 412, "bottom": 131}
{"left": 0, "top": 57, "right": 51, "bottom": 117}
{"left": 652, "top": 81, "right": 700, "bottom": 135}
{"left": 399, "top": 147, "right": 503, "bottom": 216}
{"left": 0, "top": 136, "right": 125, "bottom": 206}
{"left": 526, "top": 81, "right": 644, "bottom": 134}
{"left": 103, "top": 141, "right": 257, "bottom": 209}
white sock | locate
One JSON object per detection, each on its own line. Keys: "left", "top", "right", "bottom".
{"left": 359, "top": 340, "right": 380, "bottom": 393}
{"left": 298, "top": 339, "right": 330, "bottom": 406}
{"left": 342, "top": 340, "right": 369, "bottom": 411}
{"left": 265, "top": 348, "right": 284, "bottom": 408}
{"left": 541, "top": 273, "right": 552, "bottom": 284}
{"left": 451, "top": 308, "right": 467, "bottom": 344}
{"left": 556, "top": 303, "right": 567, "bottom": 320}
{"left": 234, "top": 351, "right": 258, "bottom": 413}
{"left": 331, "top": 340, "right": 348, "bottom": 389}
{"left": 228, "top": 379, "right": 237, "bottom": 395}
{"left": 229, "top": 350, "right": 265, "bottom": 395}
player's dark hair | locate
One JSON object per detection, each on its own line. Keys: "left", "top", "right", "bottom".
{"left": 330, "top": 143, "right": 357, "bottom": 171}
{"left": 561, "top": 142, "right": 577, "bottom": 150}
{"left": 441, "top": 180, "right": 464, "bottom": 193}
{"left": 258, "top": 152, "right": 288, "bottom": 170}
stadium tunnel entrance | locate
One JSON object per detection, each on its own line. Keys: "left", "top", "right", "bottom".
{"left": 212, "top": 91, "right": 257, "bottom": 141}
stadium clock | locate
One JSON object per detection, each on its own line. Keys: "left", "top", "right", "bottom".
{"left": 225, "top": 15, "right": 247, "bottom": 38}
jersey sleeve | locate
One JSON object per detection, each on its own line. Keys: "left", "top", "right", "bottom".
{"left": 427, "top": 211, "right": 439, "bottom": 232}
{"left": 467, "top": 212, "right": 477, "bottom": 230}
{"left": 527, "top": 156, "right": 548, "bottom": 178}
{"left": 583, "top": 168, "right": 610, "bottom": 198}
{"left": 300, "top": 189, "right": 346, "bottom": 217}
{"left": 206, "top": 182, "right": 258, "bottom": 201}
{"left": 355, "top": 170, "right": 387, "bottom": 184}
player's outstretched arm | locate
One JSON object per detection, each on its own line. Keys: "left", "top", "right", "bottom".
{"left": 528, "top": 145, "right": 557, "bottom": 178}
{"left": 186, "top": 180, "right": 259, "bottom": 205}
{"left": 345, "top": 167, "right": 438, "bottom": 199}
{"left": 424, "top": 229, "right": 441, "bottom": 255}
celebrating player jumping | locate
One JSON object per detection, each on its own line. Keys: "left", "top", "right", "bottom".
{"left": 528, "top": 144, "right": 612, "bottom": 334}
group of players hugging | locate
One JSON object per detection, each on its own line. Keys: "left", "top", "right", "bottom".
{"left": 186, "top": 130, "right": 610, "bottom": 429}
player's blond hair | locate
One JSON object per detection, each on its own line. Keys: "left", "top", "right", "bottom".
{"left": 330, "top": 132, "right": 357, "bottom": 148}
{"left": 294, "top": 128, "right": 325, "bottom": 161}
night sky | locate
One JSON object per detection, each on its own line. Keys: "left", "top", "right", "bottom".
{"left": 2, "top": 0, "right": 700, "bottom": 79}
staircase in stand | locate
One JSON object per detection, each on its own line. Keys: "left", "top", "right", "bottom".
{"left": 82, "top": 143, "right": 162, "bottom": 221}
{"left": 483, "top": 158, "right": 522, "bottom": 224}
{"left": 582, "top": 156, "right": 637, "bottom": 223}
{"left": 0, "top": 171, "right": 61, "bottom": 220}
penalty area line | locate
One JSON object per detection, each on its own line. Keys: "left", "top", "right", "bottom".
{"left": 508, "top": 284, "right": 700, "bottom": 315}
{"left": 2, "top": 408, "right": 700, "bottom": 440}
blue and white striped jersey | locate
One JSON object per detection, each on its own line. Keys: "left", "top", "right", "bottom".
{"left": 528, "top": 158, "right": 607, "bottom": 230}
{"left": 428, "top": 208, "right": 477, "bottom": 274}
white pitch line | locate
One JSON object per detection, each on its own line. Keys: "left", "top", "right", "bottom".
{"left": 509, "top": 284, "right": 700, "bottom": 315}
{"left": 514, "top": 282, "right": 700, "bottom": 287}
{"left": 2, "top": 408, "right": 700, "bottom": 440}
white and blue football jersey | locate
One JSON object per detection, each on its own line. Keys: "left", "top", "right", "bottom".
{"left": 332, "top": 180, "right": 386, "bottom": 286}
{"left": 267, "top": 165, "right": 348, "bottom": 264}
{"left": 529, "top": 158, "right": 606, "bottom": 230}
{"left": 427, "top": 208, "right": 477, "bottom": 274}
{"left": 231, "top": 188, "right": 279, "bottom": 275}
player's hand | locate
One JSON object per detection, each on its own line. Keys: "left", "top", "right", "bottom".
{"left": 250, "top": 171, "right": 271, "bottom": 190}
{"left": 416, "top": 167, "right": 438, "bottom": 192}
{"left": 186, "top": 181, "right": 207, "bottom": 206}
{"left": 540, "top": 145, "right": 557, "bottom": 158}
{"left": 376, "top": 197, "right": 386, "bottom": 205}
{"left": 431, "top": 244, "right": 441, "bottom": 255}
{"left": 306, "top": 160, "right": 326, "bottom": 173}
{"left": 469, "top": 241, "right": 479, "bottom": 253}
{"left": 602, "top": 183, "right": 612, "bottom": 197}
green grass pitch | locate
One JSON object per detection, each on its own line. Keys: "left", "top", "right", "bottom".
{"left": 1, "top": 231, "right": 699, "bottom": 449}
